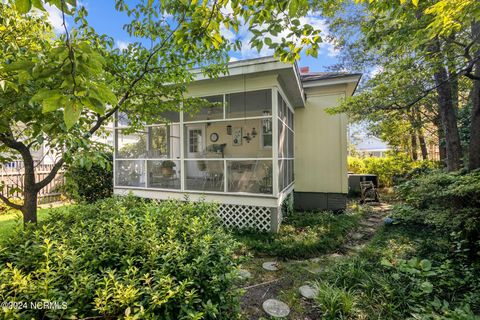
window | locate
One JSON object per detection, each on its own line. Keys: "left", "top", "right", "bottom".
{"left": 188, "top": 129, "right": 203, "bottom": 153}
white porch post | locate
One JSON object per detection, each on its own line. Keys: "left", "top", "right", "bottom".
{"left": 180, "top": 101, "right": 185, "bottom": 192}
{"left": 272, "top": 87, "right": 279, "bottom": 197}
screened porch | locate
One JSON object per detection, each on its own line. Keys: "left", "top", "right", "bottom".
{"left": 114, "top": 88, "right": 295, "bottom": 197}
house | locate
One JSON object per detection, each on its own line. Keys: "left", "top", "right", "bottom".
{"left": 113, "top": 57, "right": 361, "bottom": 232}
{"left": 353, "top": 135, "right": 391, "bottom": 158}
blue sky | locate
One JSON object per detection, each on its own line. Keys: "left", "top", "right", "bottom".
{"left": 46, "top": 1, "right": 340, "bottom": 72}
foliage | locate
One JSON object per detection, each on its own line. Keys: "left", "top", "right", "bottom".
{"left": 1, "top": 0, "right": 328, "bottom": 220}
{"left": 0, "top": 197, "right": 241, "bottom": 319}
{"left": 314, "top": 225, "right": 480, "bottom": 319}
{"left": 63, "top": 152, "right": 113, "bottom": 203}
{"left": 322, "top": 0, "right": 480, "bottom": 171}
{"left": 393, "top": 169, "right": 480, "bottom": 254}
{"left": 312, "top": 282, "right": 357, "bottom": 320}
{"left": 235, "top": 206, "right": 365, "bottom": 259}
{"left": 347, "top": 154, "right": 437, "bottom": 187}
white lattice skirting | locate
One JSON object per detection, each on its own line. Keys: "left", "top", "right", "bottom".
{"left": 218, "top": 204, "right": 274, "bottom": 232}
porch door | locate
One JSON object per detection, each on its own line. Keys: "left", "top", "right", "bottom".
{"left": 186, "top": 124, "right": 206, "bottom": 178}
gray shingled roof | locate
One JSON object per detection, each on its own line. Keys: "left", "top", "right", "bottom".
{"left": 300, "top": 72, "right": 362, "bottom": 82}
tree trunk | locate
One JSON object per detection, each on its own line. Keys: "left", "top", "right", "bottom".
{"left": 433, "top": 66, "right": 463, "bottom": 171}
{"left": 22, "top": 190, "right": 38, "bottom": 224}
{"left": 418, "top": 130, "right": 429, "bottom": 160}
{"left": 468, "top": 22, "right": 480, "bottom": 171}
{"left": 411, "top": 132, "right": 418, "bottom": 160}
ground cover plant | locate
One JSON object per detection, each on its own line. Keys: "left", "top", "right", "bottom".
{"left": 235, "top": 204, "right": 366, "bottom": 259}
{"left": 0, "top": 196, "right": 241, "bottom": 319}
{"left": 313, "top": 223, "right": 480, "bottom": 319}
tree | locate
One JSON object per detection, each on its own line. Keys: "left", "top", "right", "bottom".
{"left": 0, "top": 0, "right": 325, "bottom": 225}
{"left": 321, "top": 0, "right": 480, "bottom": 171}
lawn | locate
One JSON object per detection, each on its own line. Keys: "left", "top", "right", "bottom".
{"left": 234, "top": 202, "right": 367, "bottom": 259}
{"left": 0, "top": 207, "right": 54, "bottom": 243}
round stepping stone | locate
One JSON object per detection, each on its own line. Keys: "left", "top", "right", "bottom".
{"left": 262, "top": 299, "right": 290, "bottom": 318}
{"left": 262, "top": 261, "right": 279, "bottom": 271}
{"left": 299, "top": 284, "right": 319, "bottom": 299}
{"left": 238, "top": 269, "right": 252, "bottom": 280}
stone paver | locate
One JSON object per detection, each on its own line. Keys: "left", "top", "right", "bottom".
{"left": 299, "top": 285, "right": 319, "bottom": 299}
{"left": 351, "top": 232, "right": 364, "bottom": 240}
{"left": 262, "top": 299, "right": 290, "bottom": 318}
{"left": 238, "top": 269, "right": 252, "bottom": 280}
{"left": 262, "top": 261, "right": 280, "bottom": 271}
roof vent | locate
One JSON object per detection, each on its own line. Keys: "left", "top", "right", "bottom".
{"left": 299, "top": 66, "right": 310, "bottom": 74}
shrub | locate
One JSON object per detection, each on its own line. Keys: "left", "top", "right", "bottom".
{"left": 0, "top": 197, "right": 241, "bottom": 319}
{"left": 63, "top": 152, "right": 113, "bottom": 203}
{"left": 394, "top": 169, "right": 480, "bottom": 252}
{"left": 348, "top": 154, "right": 438, "bottom": 187}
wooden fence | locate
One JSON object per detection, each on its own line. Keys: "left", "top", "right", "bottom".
{"left": 0, "top": 162, "right": 65, "bottom": 205}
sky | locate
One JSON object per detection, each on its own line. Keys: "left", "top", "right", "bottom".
{"left": 45, "top": 1, "right": 341, "bottom": 72}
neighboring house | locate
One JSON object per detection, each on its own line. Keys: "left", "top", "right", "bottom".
{"left": 353, "top": 136, "right": 391, "bottom": 158}
{"left": 113, "top": 56, "right": 360, "bottom": 232}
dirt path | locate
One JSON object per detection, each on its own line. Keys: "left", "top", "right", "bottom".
{"left": 239, "top": 203, "right": 392, "bottom": 319}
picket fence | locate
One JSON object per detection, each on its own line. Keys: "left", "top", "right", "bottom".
{"left": 0, "top": 161, "right": 65, "bottom": 205}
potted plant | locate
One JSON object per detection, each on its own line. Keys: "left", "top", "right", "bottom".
{"left": 161, "top": 160, "right": 176, "bottom": 177}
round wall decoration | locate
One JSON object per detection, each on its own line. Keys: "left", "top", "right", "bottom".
{"left": 210, "top": 132, "right": 219, "bottom": 142}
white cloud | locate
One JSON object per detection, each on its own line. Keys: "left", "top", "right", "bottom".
{"left": 369, "top": 66, "right": 383, "bottom": 77}
{"left": 44, "top": 3, "right": 65, "bottom": 34}
{"left": 223, "top": 10, "right": 338, "bottom": 61}
{"left": 115, "top": 40, "right": 130, "bottom": 51}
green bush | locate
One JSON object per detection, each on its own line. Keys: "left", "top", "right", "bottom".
{"left": 348, "top": 154, "right": 437, "bottom": 187}
{"left": 0, "top": 197, "right": 241, "bottom": 319}
{"left": 394, "top": 169, "right": 480, "bottom": 253}
{"left": 63, "top": 152, "right": 113, "bottom": 203}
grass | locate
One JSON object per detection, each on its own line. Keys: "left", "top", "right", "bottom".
{"left": 234, "top": 204, "right": 366, "bottom": 259}
{"left": 0, "top": 208, "right": 54, "bottom": 243}
{"left": 311, "top": 223, "right": 480, "bottom": 319}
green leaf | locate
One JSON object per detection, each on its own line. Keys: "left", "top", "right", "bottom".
{"left": 31, "top": 0, "right": 45, "bottom": 11}
{"left": 15, "top": 0, "right": 31, "bottom": 13}
{"left": 42, "top": 95, "right": 65, "bottom": 113}
{"left": 419, "top": 259, "right": 432, "bottom": 271}
{"left": 64, "top": 101, "right": 81, "bottom": 129}
{"left": 82, "top": 97, "right": 105, "bottom": 114}
{"left": 420, "top": 281, "right": 433, "bottom": 294}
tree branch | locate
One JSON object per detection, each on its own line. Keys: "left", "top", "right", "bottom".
{"left": 0, "top": 193, "right": 22, "bottom": 210}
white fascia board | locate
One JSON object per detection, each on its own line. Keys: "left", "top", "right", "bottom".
{"left": 302, "top": 75, "right": 362, "bottom": 89}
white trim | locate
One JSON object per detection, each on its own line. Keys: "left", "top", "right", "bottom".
{"left": 302, "top": 75, "right": 361, "bottom": 88}
{"left": 272, "top": 88, "right": 279, "bottom": 196}
{"left": 114, "top": 187, "right": 279, "bottom": 207}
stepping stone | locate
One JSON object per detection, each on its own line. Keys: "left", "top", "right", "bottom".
{"left": 351, "top": 232, "right": 364, "bottom": 240}
{"left": 344, "top": 244, "right": 365, "bottom": 252}
{"left": 262, "top": 299, "right": 290, "bottom": 318}
{"left": 329, "top": 253, "right": 344, "bottom": 259}
{"left": 238, "top": 269, "right": 252, "bottom": 280}
{"left": 360, "top": 221, "right": 376, "bottom": 227}
{"left": 304, "top": 263, "right": 324, "bottom": 274}
{"left": 262, "top": 261, "right": 280, "bottom": 271}
{"left": 299, "top": 284, "right": 319, "bottom": 299}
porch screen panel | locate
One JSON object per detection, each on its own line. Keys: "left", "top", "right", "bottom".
{"left": 227, "top": 160, "right": 272, "bottom": 194}
{"left": 277, "top": 92, "right": 294, "bottom": 192}
{"left": 115, "top": 160, "right": 146, "bottom": 187}
{"left": 226, "top": 89, "right": 271, "bottom": 118}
